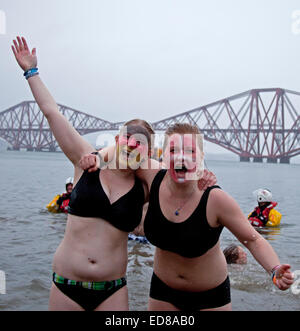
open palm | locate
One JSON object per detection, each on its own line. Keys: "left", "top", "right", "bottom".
{"left": 12, "top": 36, "right": 37, "bottom": 71}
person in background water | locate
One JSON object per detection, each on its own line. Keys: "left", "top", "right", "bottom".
{"left": 56, "top": 177, "right": 74, "bottom": 213}
{"left": 248, "top": 189, "right": 278, "bottom": 227}
{"left": 223, "top": 244, "right": 247, "bottom": 264}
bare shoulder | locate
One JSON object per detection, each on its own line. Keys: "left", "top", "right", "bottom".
{"left": 208, "top": 187, "right": 231, "bottom": 204}
{"left": 208, "top": 188, "right": 241, "bottom": 217}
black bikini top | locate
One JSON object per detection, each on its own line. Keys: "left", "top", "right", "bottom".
{"left": 68, "top": 169, "right": 145, "bottom": 232}
{"left": 144, "top": 170, "right": 223, "bottom": 258}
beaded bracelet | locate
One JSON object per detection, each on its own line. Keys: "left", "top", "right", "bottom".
{"left": 271, "top": 265, "right": 280, "bottom": 285}
{"left": 24, "top": 68, "right": 39, "bottom": 80}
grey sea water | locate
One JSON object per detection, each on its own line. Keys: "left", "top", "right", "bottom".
{"left": 0, "top": 151, "right": 299, "bottom": 311}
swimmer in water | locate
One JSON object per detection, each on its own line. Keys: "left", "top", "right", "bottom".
{"left": 56, "top": 177, "right": 74, "bottom": 213}
{"left": 223, "top": 244, "right": 247, "bottom": 264}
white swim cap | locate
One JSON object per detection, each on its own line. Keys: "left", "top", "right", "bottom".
{"left": 253, "top": 188, "right": 272, "bottom": 203}
{"left": 65, "top": 177, "right": 74, "bottom": 185}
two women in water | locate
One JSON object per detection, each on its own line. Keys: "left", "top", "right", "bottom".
{"left": 11, "top": 36, "right": 215, "bottom": 311}
{"left": 12, "top": 36, "right": 294, "bottom": 311}
{"left": 82, "top": 123, "right": 294, "bottom": 311}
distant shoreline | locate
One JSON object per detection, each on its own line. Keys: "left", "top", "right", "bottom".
{"left": 1, "top": 147, "right": 300, "bottom": 165}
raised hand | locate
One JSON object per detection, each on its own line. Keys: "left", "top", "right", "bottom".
{"left": 11, "top": 36, "right": 37, "bottom": 71}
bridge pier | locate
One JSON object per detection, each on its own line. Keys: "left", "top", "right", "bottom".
{"left": 253, "top": 157, "right": 263, "bottom": 163}
{"left": 280, "top": 157, "right": 290, "bottom": 164}
{"left": 267, "top": 158, "right": 278, "bottom": 164}
{"left": 240, "top": 156, "right": 250, "bottom": 162}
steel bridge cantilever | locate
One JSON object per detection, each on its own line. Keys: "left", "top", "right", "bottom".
{"left": 152, "top": 88, "right": 300, "bottom": 164}
{"left": 0, "top": 101, "right": 118, "bottom": 152}
{"left": 1, "top": 88, "right": 299, "bottom": 162}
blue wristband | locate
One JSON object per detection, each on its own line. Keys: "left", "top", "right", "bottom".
{"left": 24, "top": 68, "right": 39, "bottom": 80}
{"left": 25, "top": 72, "right": 39, "bottom": 80}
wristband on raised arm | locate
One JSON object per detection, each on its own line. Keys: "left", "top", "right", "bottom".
{"left": 24, "top": 68, "right": 39, "bottom": 80}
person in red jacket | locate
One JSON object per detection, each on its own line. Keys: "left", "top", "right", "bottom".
{"left": 248, "top": 189, "right": 277, "bottom": 227}
{"left": 57, "top": 177, "right": 73, "bottom": 213}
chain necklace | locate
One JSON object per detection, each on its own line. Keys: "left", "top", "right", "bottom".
{"left": 173, "top": 160, "right": 211, "bottom": 216}
{"left": 173, "top": 188, "right": 197, "bottom": 216}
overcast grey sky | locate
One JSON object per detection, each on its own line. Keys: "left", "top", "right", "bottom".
{"left": 1, "top": 0, "right": 300, "bottom": 154}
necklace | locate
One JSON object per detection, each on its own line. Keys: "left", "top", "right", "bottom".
{"left": 173, "top": 188, "right": 197, "bottom": 216}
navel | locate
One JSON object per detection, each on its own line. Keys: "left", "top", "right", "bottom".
{"left": 88, "top": 258, "right": 97, "bottom": 264}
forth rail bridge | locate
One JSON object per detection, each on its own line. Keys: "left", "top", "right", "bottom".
{"left": 1, "top": 88, "right": 299, "bottom": 164}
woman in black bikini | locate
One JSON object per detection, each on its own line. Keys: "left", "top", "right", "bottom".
{"left": 11, "top": 36, "right": 153, "bottom": 311}
{"left": 143, "top": 123, "right": 294, "bottom": 311}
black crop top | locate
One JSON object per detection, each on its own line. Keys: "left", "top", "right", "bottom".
{"left": 68, "top": 169, "right": 145, "bottom": 232}
{"left": 144, "top": 170, "right": 223, "bottom": 258}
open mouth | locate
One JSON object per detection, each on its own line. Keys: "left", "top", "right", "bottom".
{"left": 121, "top": 149, "right": 138, "bottom": 159}
{"left": 119, "top": 149, "right": 142, "bottom": 167}
{"left": 171, "top": 163, "right": 189, "bottom": 183}
{"left": 174, "top": 164, "right": 188, "bottom": 175}
{"left": 170, "top": 162, "right": 197, "bottom": 183}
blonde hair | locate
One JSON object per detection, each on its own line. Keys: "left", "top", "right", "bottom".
{"left": 163, "top": 123, "right": 203, "bottom": 152}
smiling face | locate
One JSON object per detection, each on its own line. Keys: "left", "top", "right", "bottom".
{"left": 116, "top": 125, "right": 151, "bottom": 170}
{"left": 163, "top": 133, "right": 204, "bottom": 184}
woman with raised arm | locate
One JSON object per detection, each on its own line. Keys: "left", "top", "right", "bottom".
{"left": 11, "top": 36, "right": 154, "bottom": 311}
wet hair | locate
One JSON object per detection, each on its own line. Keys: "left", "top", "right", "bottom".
{"left": 163, "top": 123, "right": 203, "bottom": 152}
{"left": 223, "top": 244, "right": 239, "bottom": 264}
{"left": 124, "top": 119, "right": 155, "bottom": 135}
{"left": 121, "top": 119, "right": 155, "bottom": 153}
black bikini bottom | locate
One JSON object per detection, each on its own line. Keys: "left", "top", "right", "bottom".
{"left": 52, "top": 273, "right": 127, "bottom": 311}
{"left": 149, "top": 272, "right": 231, "bottom": 311}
